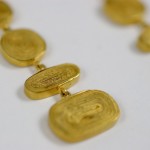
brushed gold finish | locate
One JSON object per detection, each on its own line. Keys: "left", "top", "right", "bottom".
{"left": 49, "top": 90, "right": 120, "bottom": 142}
{"left": 24, "top": 64, "right": 80, "bottom": 100}
{"left": 104, "top": 0, "right": 145, "bottom": 25}
{"left": 0, "top": 1, "right": 12, "bottom": 29}
{"left": 0, "top": 29, "right": 46, "bottom": 66}
{"left": 0, "top": 1, "right": 121, "bottom": 142}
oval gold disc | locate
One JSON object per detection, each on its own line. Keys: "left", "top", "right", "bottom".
{"left": 49, "top": 90, "right": 120, "bottom": 142}
{"left": 25, "top": 63, "right": 80, "bottom": 99}
{"left": 104, "top": 0, "right": 145, "bottom": 25}
{"left": 137, "top": 27, "right": 150, "bottom": 52}
{"left": 0, "top": 29, "right": 46, "bottom": 66}
{"left": 0, "top": 1, "right": 12, "bottom": 28}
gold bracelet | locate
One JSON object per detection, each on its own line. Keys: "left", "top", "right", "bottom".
{"left": 0, "top": 1, "right": 120, "bottom": 142}
{"left": 103, "top": 0, "right": 150, "bottom": 52}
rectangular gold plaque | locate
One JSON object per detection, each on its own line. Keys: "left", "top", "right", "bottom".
{"left": 49, "top": 90, "right": 120, "bottom": 142}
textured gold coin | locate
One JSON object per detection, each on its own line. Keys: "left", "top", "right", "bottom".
{"left": 49, "top": 90, "right": 120, "bottom": 142}
{"left": 104, "top": 0, "right": 145, "bottom": 25}
{"left": 137, "top": 27, "right": 150, "bottom": 52}
{"left": 25, "top": 63, "right": 80, "bottom": 99}
{"left": 0, "top": 1, "right": 12, "bottom": 28}
{"left": 0, "top": 29, "right": 46, "bottom": 66}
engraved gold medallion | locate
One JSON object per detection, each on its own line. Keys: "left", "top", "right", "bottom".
{"left": 0, "top": 29, "right": 46, "bottom": 66}
{"left": 25, "top": 63, "right": 80, "bottom": 99}
{"left": 49, "top": 90, "right": 120, "bottom": 142}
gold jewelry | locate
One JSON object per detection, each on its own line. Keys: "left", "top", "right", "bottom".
{"left": 0, "top": 1, "right": 120, "bottom": 142}
{"left": 103, "top": 0, "right": 150, "bottom": 52}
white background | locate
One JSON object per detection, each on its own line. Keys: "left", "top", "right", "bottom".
{"left": 0, "top": 0, "right": 150, "bottom": 149}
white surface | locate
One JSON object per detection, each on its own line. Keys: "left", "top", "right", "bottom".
{"left": 0, "top": 0, "right": 150, "bottom": 149}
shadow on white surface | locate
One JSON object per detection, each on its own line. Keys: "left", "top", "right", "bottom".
{"left": 39, "top": 114, "right": 68, "bottom": 146}
{"left": 27, "top": 66, "right": 37, "bottom": 74}
{"left": 117, "top": 99, "right": 125, "bottom": 124}
{"left": 0, "top": 54, "right": 16, "bottom": 70}
{"left": 17, "top": 85, "right": 31, "bottom": 101}
{"left": 130, "top": 42, "right": 150, "bottom": 55}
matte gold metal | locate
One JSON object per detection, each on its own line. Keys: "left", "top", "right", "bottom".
{"left": 0, "top": 29, "right": 46, "bottom": 66}
{"left": 24, "top": 63, "right": 80, "bottom": 100}
{"left": 104, "top": 0, "right": 145, "bottom": 25}
{"left": 0, "top": 1, "right": 121, "bottom": 143}
{"left": 0, "top": 1, "right": 12, "bottom": 29}
{"left": 137, "top": 27, "right": 150, "bottom": 52}
{"left": 49, "top": 90, "right": 120, "bottom": 142}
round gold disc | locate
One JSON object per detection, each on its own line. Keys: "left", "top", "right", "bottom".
{"left": 104, "top": 0, "right": 145, "bottom": 25}
{"left": 137, "top": 27, "right": 150, "bottom": 52}
{"left": 0, "top": 29, "right": 46, "bottom": 66}
{"left": 0, "top": 1, "right": 12, "bottom": 29}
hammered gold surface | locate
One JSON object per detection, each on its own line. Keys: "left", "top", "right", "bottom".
{"left": 104, "top": 0, "right": 145, "bottom": 25}
{"left": 0, "top": 1, "right": 12, "bottom": 28}
{"left": 0, "top": 29, "right": 46, "bottom": 66}
{"left": 49, "top": 90, "right": 120, "bottom": 142}
{"left": 25, "top": 64, "right": 80, "bottom": 99}
{"left": 137, "top": 27, "right": 150, "bottom": 52}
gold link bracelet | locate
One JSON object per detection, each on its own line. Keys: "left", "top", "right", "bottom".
{"left": 0, "top": 1, "right": 120, "bottom": 142}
